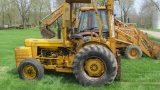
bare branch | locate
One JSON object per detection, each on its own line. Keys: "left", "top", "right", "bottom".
{"left": 150, "top": 0, "right": 160, "bottom": 12}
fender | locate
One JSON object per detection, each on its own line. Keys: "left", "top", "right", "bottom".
{"left": 76, "top": 41, "right": 111, "bottom": 52}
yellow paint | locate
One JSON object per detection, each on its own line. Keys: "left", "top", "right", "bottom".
{"left": 85, "top": 58, "right": 105, "bottom": 76}
{"left": 15, "top": 0, "right": 121, "bottom": 77}
{"left": 23, "top": 65, "right": 37, "bottom": 80}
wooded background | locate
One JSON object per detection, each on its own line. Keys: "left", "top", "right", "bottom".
{"left": 0, "top": 0, "right": 159, "bottom": 28}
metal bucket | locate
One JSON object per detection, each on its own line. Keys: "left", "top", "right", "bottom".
{"left": 149, "top": 41, "right": 160, "bottom": 60}
{"left": 40, "top": 28, "right": 56, "bottom": 39}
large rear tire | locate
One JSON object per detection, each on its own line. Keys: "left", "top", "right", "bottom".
{"left": 18, "top": 58, "right": 44, "bottom": 80}
{"left": 125, "top": 44, "right": 142, "bottom": 60}
{"left": 73, "top": 45, "right": 117, "bottom": 86}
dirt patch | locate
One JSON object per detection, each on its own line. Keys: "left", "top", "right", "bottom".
{"left": 0, "top": 66, "right": 9, "bottom": 72}
{"left": 142, "top": 30, "right": 160, "bottom": 39}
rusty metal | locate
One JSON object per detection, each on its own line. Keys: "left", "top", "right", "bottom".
{"left": 149, "top": 41, "right": 160, "bottom": 59}
{"left": 40, "top": 28, "right": 56, "bottom": 39}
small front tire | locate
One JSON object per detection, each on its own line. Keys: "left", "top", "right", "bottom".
{"left": 125, "top": 44, "right": 142, "bottom": 60}
{"left": 18, "top": 58, "right": 44, "bottom": 80}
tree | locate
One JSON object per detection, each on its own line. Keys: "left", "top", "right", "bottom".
{"left": 53, "top": 0, "right": 63, "bottom": 7}
{"left": 6, "top": 0, "right": 17, "bottom": 27}
{"left": 150, "top": 0, "right": 160, "bottom": 11}
{"left": 118, "top": 0, "right": 135, "bottom": 23}
{"left": 138, "top": 0, "right": 154, "bottom": 28}
{"left": 100, "top": 0, "right": 107, "bottom": 6}
{"left": 0, "top": 0, "right": 7, "bottom": 26}
{"left": 14, "top": 0, "right": 32, "bottom": 28}
{"left": 46, "top": 0, "right": 52, "bottom": 13}
{"left": 0, "top": 0, "right": 84, "bottom": 27}
{"left": 30, "top": 0, "right": 53, "bottom": 25}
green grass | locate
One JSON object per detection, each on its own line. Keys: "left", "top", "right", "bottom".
{"left": 139, "top": 28, "right": 160, "bottom": 32}
{"left": 1, "top": 28, "right": 160, "bottom": 90}
{"left": 148, "top": 35, "right": 160, "bottom": 43}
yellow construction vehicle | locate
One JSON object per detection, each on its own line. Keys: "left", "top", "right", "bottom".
{"left": 76, "top": 6, "right": 160, "bottom": 60}
{"left": 114, "top": 19, "right": 160, "bottom": 60}
{"left": 15, "top": 0, "right": 121, "bottom": 86}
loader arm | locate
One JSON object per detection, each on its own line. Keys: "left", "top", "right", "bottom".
{"left": 115, "top": 21, "right": 160, "bottom": 59}
{"left": 39, "top": 4, "right": 65, "bottom": 39}
{"left": 39, "top": 4, "right": 75, "bottom": 39}
{"left": 39, "top": 4, "right": 65, "bottom": 27}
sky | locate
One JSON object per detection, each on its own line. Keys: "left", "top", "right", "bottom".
{"left": 133, "top": 0, "right": 143, "bottom": 13}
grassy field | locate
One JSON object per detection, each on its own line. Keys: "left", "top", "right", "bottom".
{"left": 138, "top": 28, "right": 160, "bottom": 32}
{"left": 1, "top": 28, "right": 160, "bottom": 90}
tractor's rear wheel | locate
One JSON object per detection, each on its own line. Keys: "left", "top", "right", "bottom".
{"left": 73, "top": 45, "right": 117, "bottom": 86}
{"left": 125, "top": 44, "right": 142, "bottom": 60}
{"left": 18, "top": 58, "right": 44, "bottom": 80}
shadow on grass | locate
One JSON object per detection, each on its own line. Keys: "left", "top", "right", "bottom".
{"left": 6, "top": 68, "right": 20, "bottom": 79}
{"left": 7, "top": 68, "right": 79, "bottom": 85}
{"left": 7, "top": 68, "right": 18, "bottom": 75}
{"left": 44, "top": 70, "right": 79, "bottom": 85}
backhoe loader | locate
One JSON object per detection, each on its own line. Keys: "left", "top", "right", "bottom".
{"left": 76, "top": 6, "right": 160, "bottom": 60}
{"left": 114, "top": 19, "right": 160, "bottom": 60}
{"left": 15, "top": 0, "right": 121, "bottom": 86}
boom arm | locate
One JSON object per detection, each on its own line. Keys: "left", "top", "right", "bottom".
{"left": 39, "top": 4, "right": 75, "bottom": 39}
{"left": 39, "top": 4, "right": 66, "bottom": 39}
{"left": 40, "top": 4, "right": 65, "bottom": 27}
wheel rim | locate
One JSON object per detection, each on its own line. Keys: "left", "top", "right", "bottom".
{"left": 129, "top": 48, "right": 139, "bottom": 58}
{"left": 84, "top": 57, "right": 105, "bottom": 77}
{"left": 23, "top": 65, "right": 36, "bottom": 80}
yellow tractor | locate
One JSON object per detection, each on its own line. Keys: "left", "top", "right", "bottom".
{"left": 75, "top": 6, "right": 160, "bottom": 60}
{"left": 15, "top": 0, "right": 121, "bottom": 86}
{"left": 114, "top": 19, "right": 160, "bottom": 60}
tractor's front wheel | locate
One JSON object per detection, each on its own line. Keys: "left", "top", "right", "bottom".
{"left": 125, "top": 44, "right": 142, "bottom": 60}
{"left": 18, "top": 58, "right": 44, "bottom": 80}
{"left": 73, "top": 45, "right": 117, "bottom": 86}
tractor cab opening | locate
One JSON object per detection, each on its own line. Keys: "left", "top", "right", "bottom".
{"left": 78, "top": 7, "right": 109, "bottom": 38}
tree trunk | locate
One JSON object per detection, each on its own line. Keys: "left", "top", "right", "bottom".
{"left": 2, "top": 13, "right": 5, "bottom": 26}
{"left": 2, "top": 7, "right": 5, "bottom": 26}
{"left": 124, "top": 15, "right": 126, "bottom": 23}
{"left": 124, "top": 12, "right": 128, "bottom": 23}
{"left": 39, "top": 4, "right": 42, "bottom": 20}
{"left": 7, "top": 14, "right": 12, "bottom": 27}
{"left": 22, "top": 18, "right": 25, "bottom": 29}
